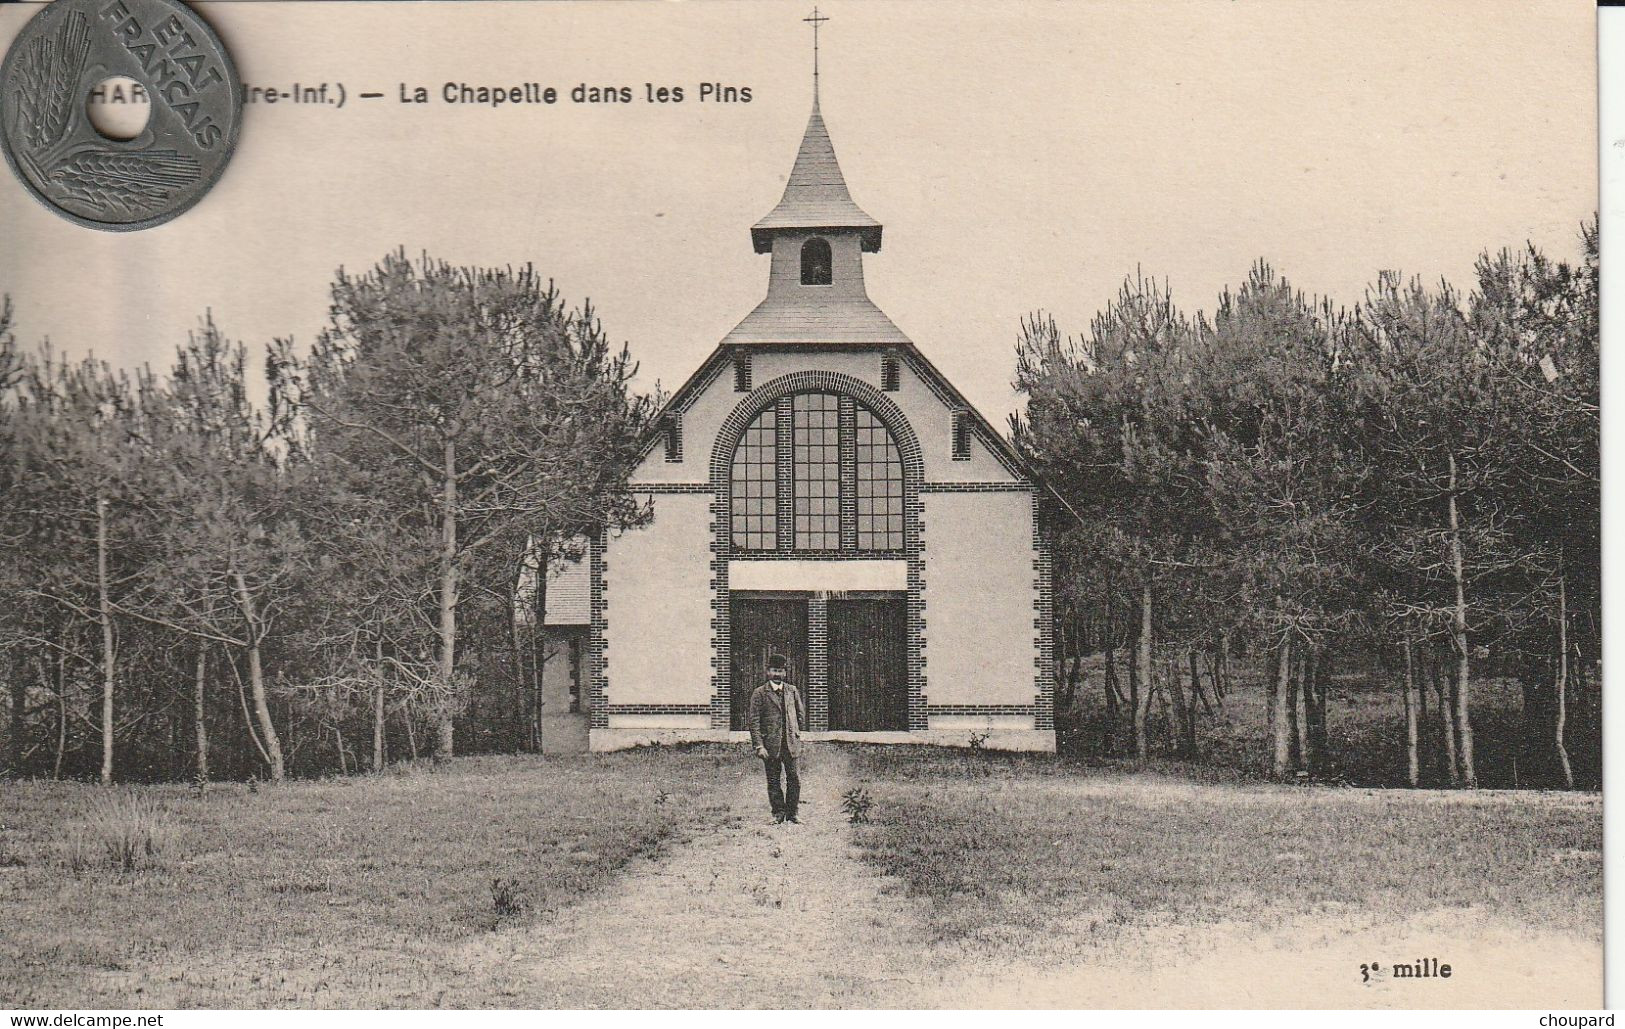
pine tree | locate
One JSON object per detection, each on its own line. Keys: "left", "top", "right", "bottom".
{"left": 288, "top": 252, "right": 653, "bottom": 759}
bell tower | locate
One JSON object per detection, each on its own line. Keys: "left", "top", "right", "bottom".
{"left": 725, "top": 10, "right": 906, "bottom": 348}
{"left": 750, "top": 96, "right": 883, "bottom": 305}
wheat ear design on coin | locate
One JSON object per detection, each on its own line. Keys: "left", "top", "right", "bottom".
{"left": 47, "top": 149, "right": 203, "bottom": 214}
{"left": 15, "top": 11, "right": 91, "bottom": 152}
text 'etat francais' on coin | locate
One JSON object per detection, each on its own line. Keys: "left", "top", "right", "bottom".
{"left": 0, "top": 0, "right": 241, "bottom": 231}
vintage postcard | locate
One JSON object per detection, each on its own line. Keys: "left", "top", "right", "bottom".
{"left": 0, "top": 0, "right": 1602, "bottom": 1012}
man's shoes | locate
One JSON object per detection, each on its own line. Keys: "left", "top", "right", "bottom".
{"left": 773, "top": 813, "right": 786, "bottom": 823}
{"left": 786, "top": 815, "right": 800, "bottom": 824}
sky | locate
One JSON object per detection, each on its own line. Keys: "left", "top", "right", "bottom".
{"left": 0, "top": 0, "right": 1597, "bottom": 422}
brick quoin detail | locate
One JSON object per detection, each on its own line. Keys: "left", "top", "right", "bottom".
{"left": 1033, "top": 492, "right": 1055, "bottom": 732}
{"left": 707, "top": 370, "right": 927, "bottom": 731}
{"left": 908, "top": 492, "right": 927, "bottom": 730}
{"left": 920, "top": 482, "right": 1035, "bottom": 493}
{"left": 807, "top": 596, "right": 830, "bottom": 731}
{"left": 587, "top": 534, "right": 609, "bottom": 729}
{"left": 927, "top": 704, "right": 1039, "bottom": 716}
{"left": 708, "top": 491, "right": 732, "bottom": 729}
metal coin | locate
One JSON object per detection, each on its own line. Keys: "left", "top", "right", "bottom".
{"left": 0, "top": 0, "right": 242, "bottom": 231}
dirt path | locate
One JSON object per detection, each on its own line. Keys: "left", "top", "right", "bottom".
{"left": 448, "top": 743, "right": 1602, "bottom": 1009}
{"left": 453, "top": 744, "right": 938, "bottom": 1007}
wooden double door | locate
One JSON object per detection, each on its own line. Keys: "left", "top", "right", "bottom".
{"left": 729, "top": 597, "right": 809, "bottom": 731}
{"left": 730, "top": 593, "right": 907, "bottom": 732}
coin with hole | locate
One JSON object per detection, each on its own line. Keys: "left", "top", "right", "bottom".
{"left": 0, "top": 0, "right": 242, "bottom": 231}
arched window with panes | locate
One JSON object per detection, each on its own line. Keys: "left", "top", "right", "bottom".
{"left": 729, "top": 392, "right": 905, "bottom": 553}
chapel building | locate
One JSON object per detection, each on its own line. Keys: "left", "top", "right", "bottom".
{"left": 559, "top": 89, "right": 1056, "bottom": 753}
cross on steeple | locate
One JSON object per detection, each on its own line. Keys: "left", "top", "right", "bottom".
{"left": 803, "top": 7, "right": 829, "bottom": 99}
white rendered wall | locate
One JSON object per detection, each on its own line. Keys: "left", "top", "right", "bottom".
{"left": 921, "top": 489, "right": 1038, "bottom": 711}
{"left": 729, "top": 559, "right": 906, "bottom": 591}
{"left": 602, "top": 492, "right": 714, "bottom": 707}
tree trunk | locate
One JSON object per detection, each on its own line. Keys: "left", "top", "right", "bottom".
{"left": 373, "top": 639, "right": 387, "bottom": 773}
{"left": 1205, "top": 649, "right": 1225, "bottom": 714}
{"left": 507, "top": 575, "right": 525, "bottom": 753}
{"left": 513, "top": 549, "right": 539, "bottom": 751}
{"left": 1104, "top": 644, "right": 1123, "bottom": 755}
{"left": 436, "top": 436, "right": 459, "bottom": 761}
{"left": 193, "top": 646, "right": 209, "bottom": 791}
{"left": 7, "top": 674, "right": 24, "bottom": 775}
{"left": 1446, "top": 453, "right": 1477, "bottom": 788}
{"left": 233, "top": 569, "right": 285, "bottom": 781}
{"left": 513, "top": 609, "right": 530, "bottom": 753}
{"left": 404, "top": 711, "right": 419, "bottom": 761}
{"left": 1167, "top": 654, "right": 1187, "bottom": 757}
{"left": 1417, "top": 650, "right": 1430, "bottom": 781}
{"left": 1127, "top": 633, "right": 1140, "bottom": 759}
{"left": 1306, "top": 646, "right": 1329, "bottom": 777}
{"left": 231, "top": 648, "right": 271, "bottom": 770}
{"left": 1272, "top": 636, "right": 1292, "bottom": 780}
{"left": 1152, "top": 668, "right": 1172, "bottom": 734}
{"left": 97, "top": 495, "right": 115, "bottom": 785}
{"left": 1102, "top": 647, "right": 1120, "bottom": 756}
{"left": 245, "top": 642, "right": 283, "bottom": 780}
{"left": 1448, "top": 661, "right": 1464, "bottom": 780}
{"left": 1432, "top": 648, "right": 1459, "bottom": 787}
{"left": 1554, "top": 564, "right": 1574, "bottom": 789}
{"left": 1402, "top": 640, "right": 1419, "bottom": 787}
{"left": 1288, "top": 648, "right": 1305, "bottom": 773}
{"left": 1134, "top": 578, "right": 1152, "bottom": 761}
{"left": 530, "top": 538, "right": 550, "bottom": 753}
{"left": 1191, "top": 648, "right": 1214, "bottom": 718}
{"left": 1169, "top": 649, "right": 1194, "bottom": 757}
{"left": 53, "top": 651, "right": 66, "bottom": 781}
{"left": 1062, "top": 625, "right": 1084, "bottom": 711}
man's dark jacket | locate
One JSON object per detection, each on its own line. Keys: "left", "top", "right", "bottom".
{"left": 747, "top": 681, "right": 806, "bottom": 759}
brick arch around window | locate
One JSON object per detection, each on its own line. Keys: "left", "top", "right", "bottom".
{"left": 707, "top": 371, "right": 927, "bottom": 733}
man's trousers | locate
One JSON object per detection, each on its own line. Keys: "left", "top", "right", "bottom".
{"left": 763, "top": 753, "right": 800, "bottom": 818}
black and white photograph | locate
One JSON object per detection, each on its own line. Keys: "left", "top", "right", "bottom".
{"left": 0, "top": 0, "right": 1605, "bottom": 1012}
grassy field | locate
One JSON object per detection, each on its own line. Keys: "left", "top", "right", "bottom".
{"left": 846, "top": 745, "right": 1603, "bottom": 959}
{"left": 0, "top": 740, "right": 1602, "bottom": 1008}
{"left": 0, "top": 747, "right": 741, "bottom": 1007}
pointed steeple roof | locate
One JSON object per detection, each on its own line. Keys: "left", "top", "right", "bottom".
{"left": 751, "top": 99, "right": 883, "bottom": 253}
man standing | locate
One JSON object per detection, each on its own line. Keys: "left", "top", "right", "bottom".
{"left": 748, "top": 654, "right": 806, "bottom": 824}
